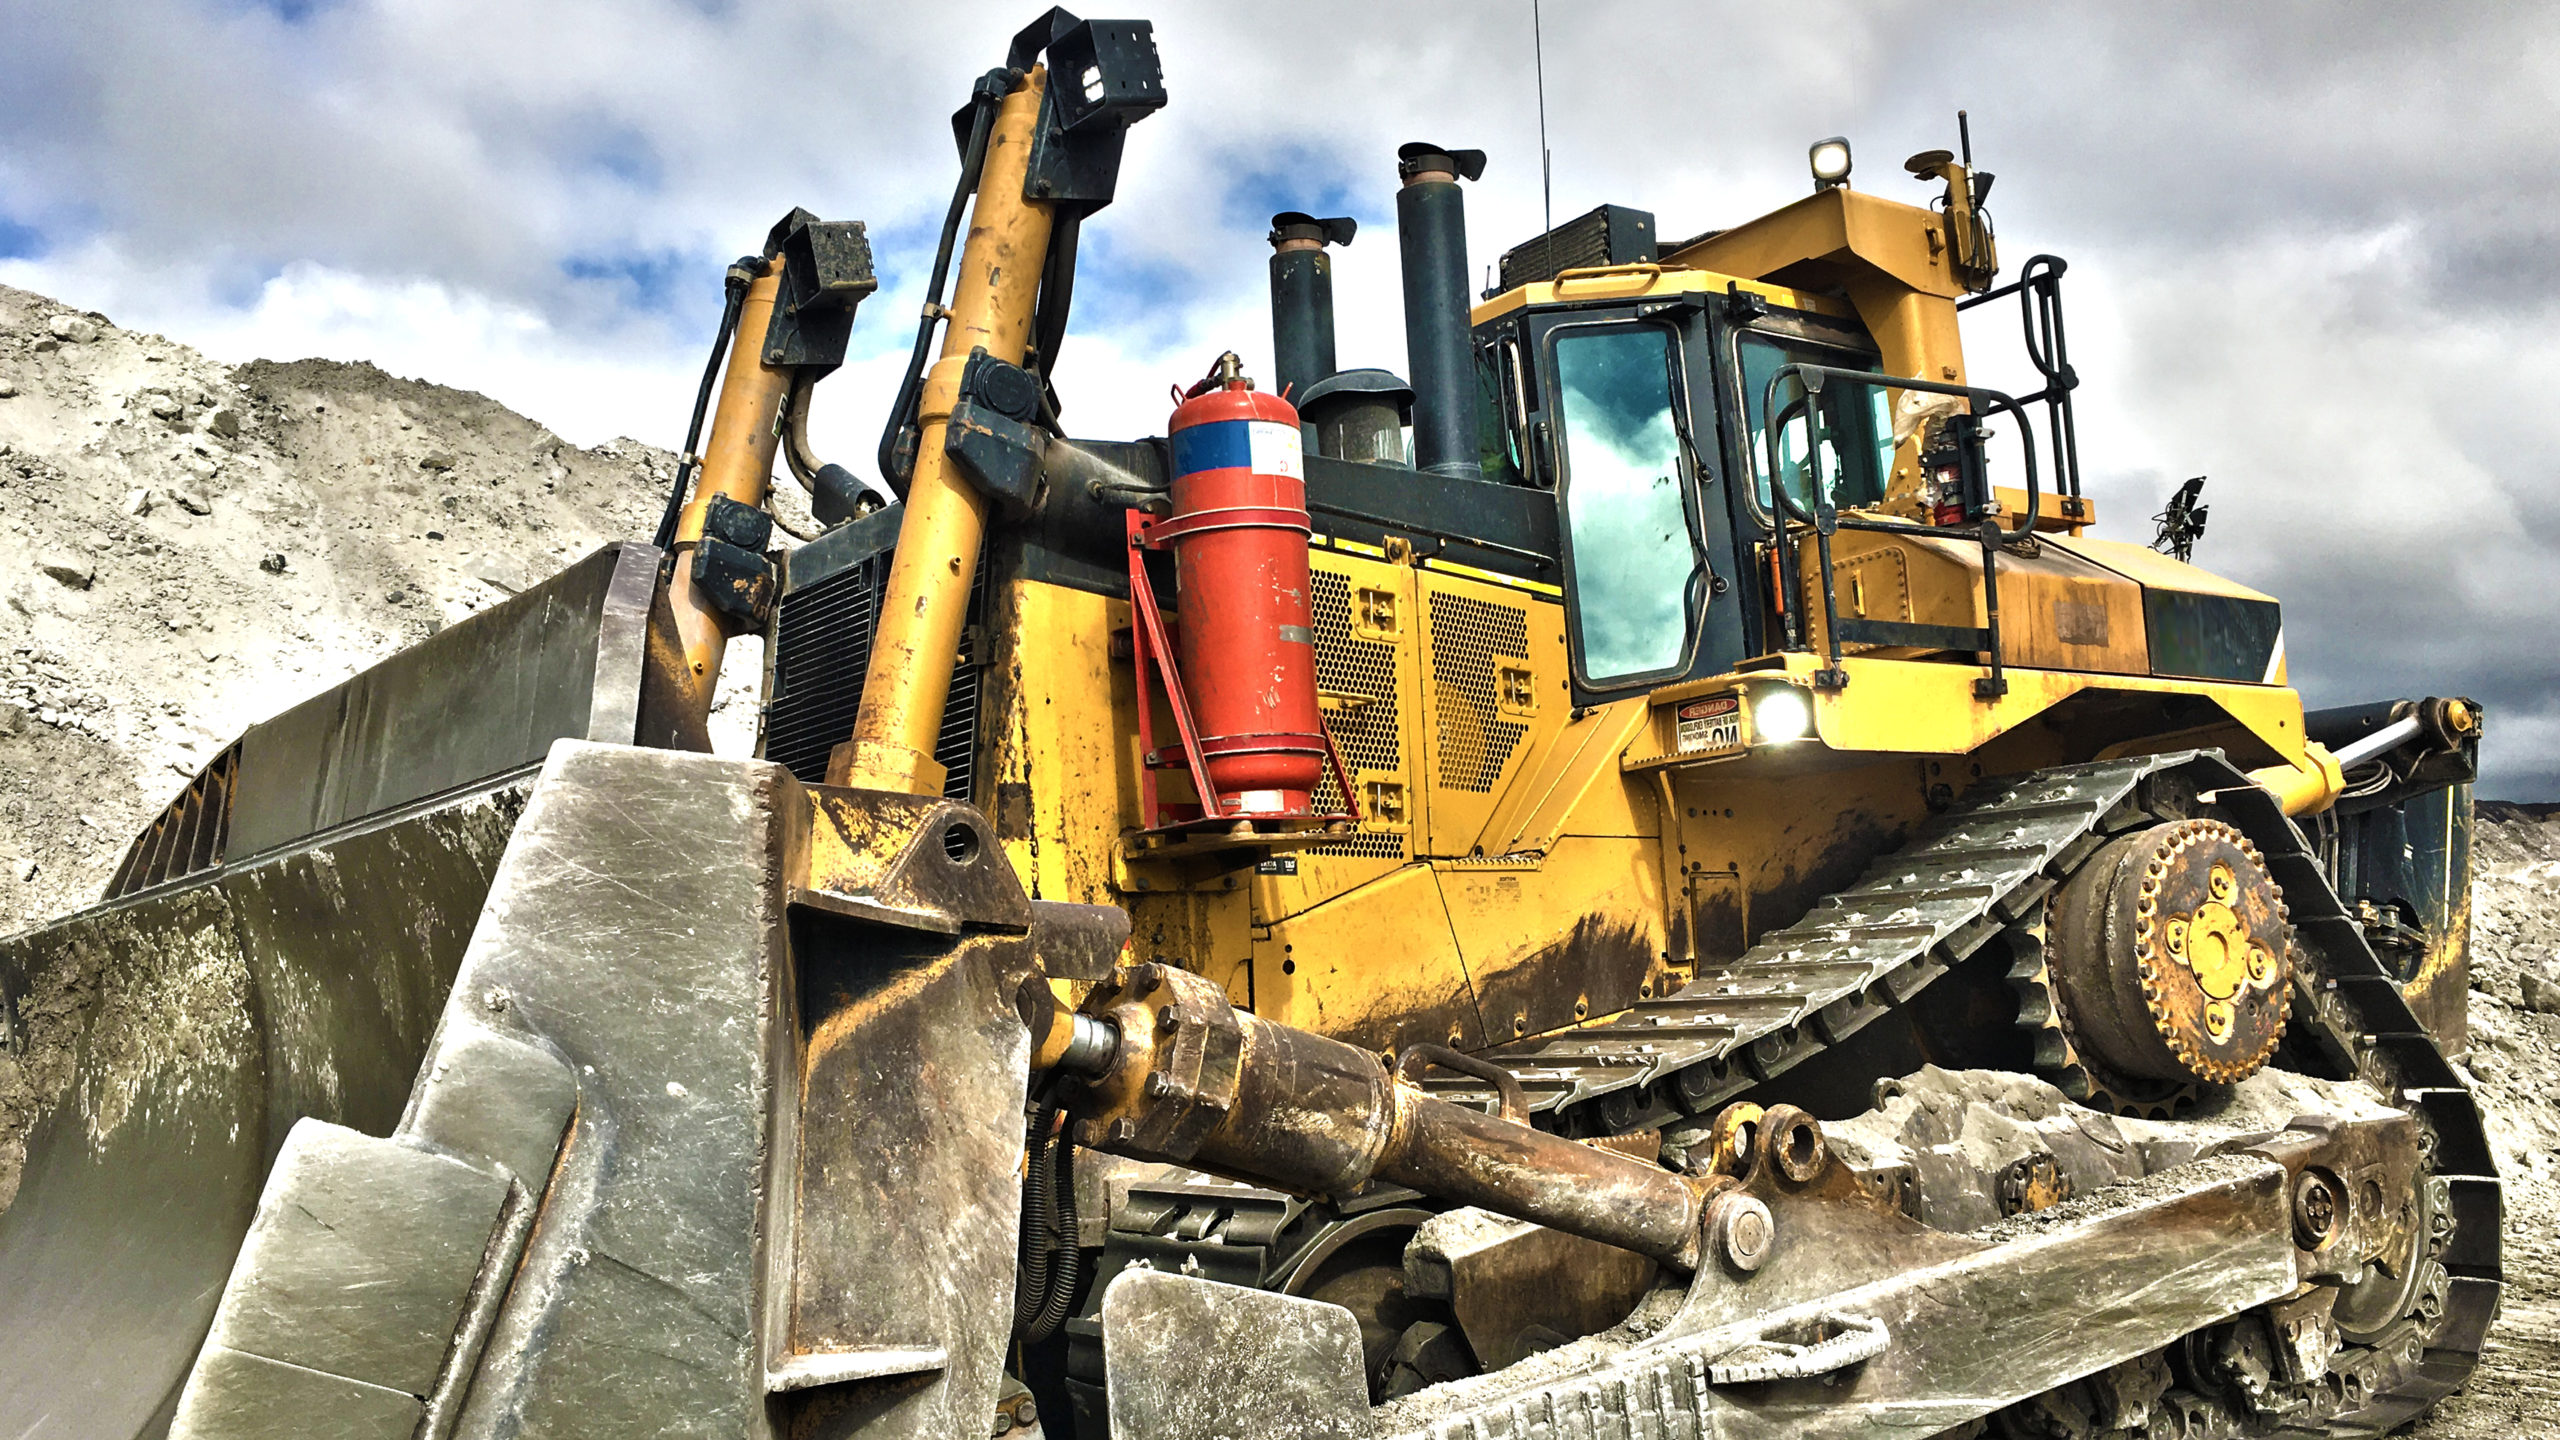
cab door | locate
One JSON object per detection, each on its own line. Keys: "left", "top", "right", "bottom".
{"left": 1531, "top": 308, "right": 1744, "bottom": 702}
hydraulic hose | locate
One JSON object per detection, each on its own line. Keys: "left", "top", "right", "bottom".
{"left": 876, "top": 75, "right": 1008, "bottom": 494}
{"left": 652, "top": 260, "right": 759, "bottom": 553}
{"left": 1028, "top": 1121, "right": 1083, "bottom": 1343}
{"left": 1012, "top": 1102, "right": 1060, "bottom": 1340}
{"left": 1012, "top": 1099, "right": 1084, "bottom": 1345}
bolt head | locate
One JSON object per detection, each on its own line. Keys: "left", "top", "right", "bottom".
{"left": 2292, "top": 1171, "right": 2341, "bottom": 1249}
{"left": 1710, "top": 1193, "right": 1775, "bottom": 1273}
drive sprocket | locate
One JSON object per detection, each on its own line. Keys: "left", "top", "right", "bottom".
{"left": 2047, "top": 819, "right": 2292, "bottom": 1090}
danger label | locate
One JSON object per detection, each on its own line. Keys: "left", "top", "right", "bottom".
{"left": 1675, "top": 695, "right": 1744, "bottom": 755}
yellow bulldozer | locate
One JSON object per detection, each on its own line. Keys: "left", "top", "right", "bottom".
{"left": 0, "top": 12, "right": 2497, "bottom": 1439}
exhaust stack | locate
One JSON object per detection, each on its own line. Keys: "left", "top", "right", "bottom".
{"left": 1395, "top": 141, "right": 1485, "bottom": 481}
{"left": 1267, "top": 212, "right": 1355, "bottom": 403}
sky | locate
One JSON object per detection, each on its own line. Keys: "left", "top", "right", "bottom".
{"left": 3, "top": 1, "right": 2555, "bottom": 797}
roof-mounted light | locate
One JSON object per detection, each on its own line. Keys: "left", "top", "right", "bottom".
{"left": 1808, "top": 136, "right": 1853, "bottom": 191}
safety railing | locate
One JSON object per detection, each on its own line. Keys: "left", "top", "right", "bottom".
{"left": 1755, "top": 253, "right": 2082, "bottom": 701}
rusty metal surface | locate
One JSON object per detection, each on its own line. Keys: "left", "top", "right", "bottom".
{"left": 0, "top": 780, "right": 526, "bottom": 1440}
{"left": 1066, "top": 963, "right": 1712, "bottom": 1269}
{"left": 1408, "top": 751, "right": 2502, "bottom": 1437}
{"left": 1093, "top": 1115, "right": 2307, "bottom": 1440}
{"left": 1102, "top": 1270, "right": 1374, "bottom": 1440}
{"left": 1358, "top": 1153, "right": 2298, "bottom": 1440}
{"left": 1404, "top": 1209, "right": 1656, "bottom": 1371}
{"left": 2048, "top": 818, "right": 2290, "bottom": 1086}
{"left": 783, "top": 785, "right": 1037, "bottom": 1440}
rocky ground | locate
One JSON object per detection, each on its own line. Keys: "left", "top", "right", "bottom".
{"left": 2408, "top": 802, "right": 2560, "bottom": 1435}
{"left": 0, "top": 282, "right": 2549, "bottom": 1433}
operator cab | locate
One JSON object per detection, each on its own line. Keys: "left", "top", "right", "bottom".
{"left": 1474, "top": 265, "right": 1898, "bottom": 704}
{"left": 1463, "top": 136, "right": 2073, "bottom": 709}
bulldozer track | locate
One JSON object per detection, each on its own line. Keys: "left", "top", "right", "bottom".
{"left": 1417, "top": 751, "right": 2503, "bottom": 1436}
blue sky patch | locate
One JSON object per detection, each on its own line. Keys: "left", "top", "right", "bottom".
{"left": 215, "top": 0, "right": 337, "bottom": 23}
{"left": 0, "top": 213, "right": 44, "bottom": 261}
{"left": 574, "top": 125, "right": 665, "bottom": 193}
{"left": 1220, "top": 143, "right": 1376, "bottom": 236}
{"left": 1062, "top": 228, "right": 1202, "bottom": 353}
{"left": 561, "top": 248, "right": 719, "bottom": 328}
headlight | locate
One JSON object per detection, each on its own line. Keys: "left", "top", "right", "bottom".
{"left": 1752, "top": 687, "right": 1813, "bottom": 744}
{"left": 1808, "top": 136, "right": 1853, "bottom": 189}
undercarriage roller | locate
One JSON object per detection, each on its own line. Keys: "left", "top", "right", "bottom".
{"left": 2048, "top": 819, "right": 2293, "bottom": 1086}
{"left": 1046, "top": 963, "right": 1719, "bottom": 1271}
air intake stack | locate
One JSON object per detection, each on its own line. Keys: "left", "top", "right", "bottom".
{"left": 1267, "top": 212, "right": 1356, "bottom": 403}
{"left": 1395, "top": 142, "right": 1485, "bottom": 480}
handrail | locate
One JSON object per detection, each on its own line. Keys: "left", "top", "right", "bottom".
{"left": 1551, "top": 262, "right": 1665, "bottom": 296}
{"left": 1958, "top": 254, "right": 2081, "bottom": 501}
{"left": 1755, "top": 364, "right": 2041, "bottom": 698}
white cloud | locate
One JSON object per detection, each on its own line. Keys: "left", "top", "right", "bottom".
{"left": 2, "top": 0, "right": 2554, "bottom": 792}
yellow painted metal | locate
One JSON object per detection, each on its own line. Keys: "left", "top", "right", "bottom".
{"left": 1803, "top": 528, "right": 2151, "bottom": 676}
{"left": 1250, "top": 863, "right": 1479, "bottom": 1055}
{"left": 2247, "top": 744, "right": 2346, "bottom": 817}
{"left": 833, "top": 66, "right": 1054, "bottom": 795}
{"left": 1472, "top": 265, "right": 1849, "bottom": 329}
{"left": 1664, "top": 757, "right": 1935, "bottom": 964}
{"left": 1418, "top": 555, "right": 1563, "bottom": 598}
{"left": 1989, "top": 486, "right": 2096, "bottom": 536}
{"left": 1251, "top": 548, "right": 1421, "bottom": 919}
{"left": 1629, "top": 651, "right": 2310, "bottom": 777}
{"left": 666, "top": 259, "right": 788, "bottom": 701}
{"left": 985, "top": 579, "right": 1136, "bottom": 905}
{"left": 2047, "top": 534, "right": 2279, "bottom": 605}
{"left": 1414, "top": 567, "right": 1570, "bottom": 858}
{"left": 1131, "top": 883, "right": 1255, "bottom": 1009}
{"left": 1440, "top": 837, "right": 1667, "bottom": 1044}
{"left": 1480, "top": 700, "right": 1652, "bottom": 857}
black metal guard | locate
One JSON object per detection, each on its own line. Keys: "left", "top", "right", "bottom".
{"left": 1758, "top": 366, "right": 2043, "bottom": 699}
{"left": 1959, "top": 253, "right": 2081, "bottom": 503}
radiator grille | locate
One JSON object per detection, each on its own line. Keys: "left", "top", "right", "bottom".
{"left": 762, "top": 548, "right": 983, "bottom": 802}
{"left": 1426, "top": 592, "right": 1530, "bottom": 793}
{"left": 1308, "top": 571, "right": 1406, "bottom": 859}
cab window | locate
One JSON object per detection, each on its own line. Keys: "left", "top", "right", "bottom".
{"left": 1737, "top": 331, "right": 1893, "bottom": 517}
{"left": 1551, "top": 324, "right": 1697, "bottom": 683}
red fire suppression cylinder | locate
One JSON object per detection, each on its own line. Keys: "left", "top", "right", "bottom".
{"left": 1159, "top": 363, "right": 1327, "bottom": 817}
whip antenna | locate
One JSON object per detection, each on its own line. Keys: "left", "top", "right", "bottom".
{"left": 1533, "top": 0, "right": 1553, "bottom": 237}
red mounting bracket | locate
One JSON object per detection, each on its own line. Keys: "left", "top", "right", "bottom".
{"left": 1124, "top": 509, "right": 1357, "bottom": 837}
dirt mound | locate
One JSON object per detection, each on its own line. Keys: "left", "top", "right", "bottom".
{"left": 0, "top": 283, "right": 787, "bottom": 926}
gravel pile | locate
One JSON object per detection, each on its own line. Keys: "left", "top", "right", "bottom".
{"left": 2414, "top": 802, "right": 2560, "bottom": 1434}
{"left": 0, "top": 283, "right": 783, "bottom": 926}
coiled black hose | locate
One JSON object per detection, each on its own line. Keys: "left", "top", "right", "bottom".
{"left": 1012, "top": 1101, "right": 1084, "bottom": 1345}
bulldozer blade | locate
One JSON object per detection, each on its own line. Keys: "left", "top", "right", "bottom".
{"left": 105, "top": 740, "right": 1043, "bottom": 1439}
{"left": 0, "top": 781, "right": 527, "bottom": 1437}
{"left": 0, "top": 541, "right": 708, "bottom": 1438}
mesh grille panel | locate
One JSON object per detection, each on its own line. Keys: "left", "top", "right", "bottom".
{"left": 1426, "top": 592, "right": 1530, "bottom": 793}
{"left": 762, "top": 547, "right": 983, "bottom": 802}
{"left": 1308, "top": 571, "right": 1405, "bottom": 859}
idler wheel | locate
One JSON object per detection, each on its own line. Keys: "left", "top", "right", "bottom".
{"left": 2048, "top": 819, "right": 2291, "bottom": 1086}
